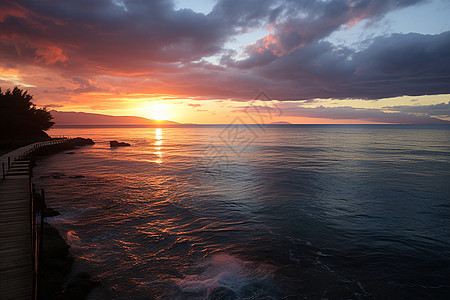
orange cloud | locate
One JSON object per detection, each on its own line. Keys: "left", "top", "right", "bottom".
{"left": 247, "top": 34, "right": 283, "bottom": 56}
{"left": 0, "top": 2, "right": 27, "bottom": 22}
{"left": 34, "top": 45, "right": 69, "bottom": 65}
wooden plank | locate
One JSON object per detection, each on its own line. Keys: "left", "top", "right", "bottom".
{"left": 0, "top": 162, "right": 33, "bottom": 300}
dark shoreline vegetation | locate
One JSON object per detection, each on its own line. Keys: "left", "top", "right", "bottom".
{"left": 0, "top": 87, "right": 53, "bottom": 140}
{"left": 33, "top": 138, "right": 99, "bottom": 299}
{"left": 0, "top": 87, "right": 54, "bottom": 155}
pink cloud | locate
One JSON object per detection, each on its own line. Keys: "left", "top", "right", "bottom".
{"left": 34, "top": 45, "right": 69, "bottom": 65}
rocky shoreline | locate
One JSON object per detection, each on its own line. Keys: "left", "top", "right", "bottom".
{"left": 34, "top": 137, "right": 100, "bottom": 299}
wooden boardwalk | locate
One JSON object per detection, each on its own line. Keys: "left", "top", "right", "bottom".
{"left": 0, "top": 160, "right": 34, "bottom": 299}
{"left": 0, "top": 140, "right": 67, "bottom": 299}
{"left": 1, "top": 139, "right": 67, "bottom": 178}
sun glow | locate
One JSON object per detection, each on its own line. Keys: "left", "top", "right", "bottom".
{"left": 147, "top": 103, "right": 169, "bottom": 121}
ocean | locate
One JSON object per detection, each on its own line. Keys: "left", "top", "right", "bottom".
{"left": 33, "top": 125, "right": 450, "bottom": 299}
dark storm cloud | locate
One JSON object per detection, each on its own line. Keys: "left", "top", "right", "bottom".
{"left": 249, "top": 31, "right": 450, "bottom": 100}
{"left": 1, "top": 0, "right": 449, "bottom": 106}
{"left": 0, "top": 0, "right": 282, "bottom": 72}
{"left": 234, "top": 104, "right": 450, "bottom": 124}
{"left": 0, "top": 0, "right": 247, "bottom": 74}
{"left": 209, "top": 0, "right": 276, "bottom": 28}
{"left": 240, "top": 0, "right": 425, "bottom": 58}
{"left": 385, "top": 102, "right": 450, "bottom": 117}
{"left": 285, "top": 106, "right": 450, "bottom": 124}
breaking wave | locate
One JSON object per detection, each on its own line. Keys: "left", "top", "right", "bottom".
{"left": 175, "top": 254, "right": 278, "bottom": 299}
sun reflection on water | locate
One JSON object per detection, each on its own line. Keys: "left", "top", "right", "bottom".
{"left": 155, "top": 128, "right": 162, "bottom": 140}
{"left": 154, "top": 128, "right": 163, "bottom": 163}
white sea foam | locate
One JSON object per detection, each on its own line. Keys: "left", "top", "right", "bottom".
{"left": 175, "top": 254, "right": 276, "bottom": 299}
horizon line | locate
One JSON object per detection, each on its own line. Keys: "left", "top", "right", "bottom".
{"left": 52, "top": 123, "right": 450, "bottom": 127}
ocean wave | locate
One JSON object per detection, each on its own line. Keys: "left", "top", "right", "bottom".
{"left": 174, "top": 254, "right": 278, "bottom": 299}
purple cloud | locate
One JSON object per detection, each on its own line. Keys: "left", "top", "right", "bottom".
{"left": 1, "top": 0, "right": 449, "bottom": 108}
{"left": 234, "top": 103, "right": 450, "bottom": 124}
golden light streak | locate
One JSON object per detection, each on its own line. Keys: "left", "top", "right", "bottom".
{"left": 154, "top": 128, "right": 163, "bottom": 163}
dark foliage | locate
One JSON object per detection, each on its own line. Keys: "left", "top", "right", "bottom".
{"left": 0, "top": 87, "right": 54, "bottom": 139}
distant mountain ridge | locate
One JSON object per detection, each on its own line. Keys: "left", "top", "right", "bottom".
{"left": 270, "top": 121, "right": 292, "bottom": 125}
{"left": 51, "top": 110, "right": 180, "bottom": 125}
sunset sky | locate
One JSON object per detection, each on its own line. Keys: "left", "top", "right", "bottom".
{"left": 1, "top": 0, "right": 449, "bottom": 124}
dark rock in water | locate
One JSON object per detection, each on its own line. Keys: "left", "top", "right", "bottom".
{"left": 208, "top": 286, "right": 238, "bottom": 300}
{"left": 44, "top": 256, "right": 74, "bottom": 275}
{"left": 71, "top": 137, "right": 95, "bottom": 146}
{"left": 46, "top": 172, "right": 66, "bottom": 179}
{"left": 40, "top": 269, "right": 65, "bottom": 298}
{"left": 43, "top": 222, "right": 70, "bottom": 259}
{"left": 65, "top": 272, "right": 101, "bottom": 300}
{"left": 43, "top": 207, "right": 60, "bottom": 217}
{"left": 40, "top": 222, "right": 74, "bottom": 299}
{"left": 66, "top": 152, "right": 76, "bottom": 154}
{"left": 69, "top": 175, "right": 85, "bottom": 178}
{"left": 110, "top": 140, "right": 131, "bottom": 147}
{"left": 32, "top": 181, "right": 98, "bottom": 299}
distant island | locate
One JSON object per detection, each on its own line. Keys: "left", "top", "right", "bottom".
{"left": 51, "top": 111, "right": 180, "bottom": 126}
{"left": 270, "top": 121, "right": 292, "bottom": 125}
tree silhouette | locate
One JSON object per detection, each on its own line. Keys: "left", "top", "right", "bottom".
{"left": 0, "top": 87, "right": 54, "bottom": 139}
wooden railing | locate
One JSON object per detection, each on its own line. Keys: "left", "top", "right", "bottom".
{"left": 17, "top": 139, "right": 68, "bottom": 160}
{"left": 1, "top": 138, "right": 68, "bottom": 180}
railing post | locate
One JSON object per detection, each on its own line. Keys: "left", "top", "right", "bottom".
{"left": 2, "top": 162, "right": 4, "bottom": 179}
{"left": 30, "top": 176, "right": 37, "bottom": 300}
{"left": 31, "top": 185, "right": 36, "bottom": 265}
{"left": 37, "top": 188, "right": 45, "bottom": 300}
{"left": 8, "top": 156, "right": 11, "bottom": 168}
{"left": 39, "top": 189, "right": 45, "bottom": 266}
{"left": 29, "top": 173, "right": 34, "bottom": 270}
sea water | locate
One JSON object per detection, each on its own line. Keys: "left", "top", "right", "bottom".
{"left": 33, "top": 125, "right": 450, "bottom": 299}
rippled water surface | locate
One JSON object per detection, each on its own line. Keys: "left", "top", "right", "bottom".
{"left": 34, "top": 125, "right": 450, "bottom": 299}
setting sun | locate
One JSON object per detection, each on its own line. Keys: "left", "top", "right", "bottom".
{"left": 147, "top": 103, "right": 169, "bottom": 121}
